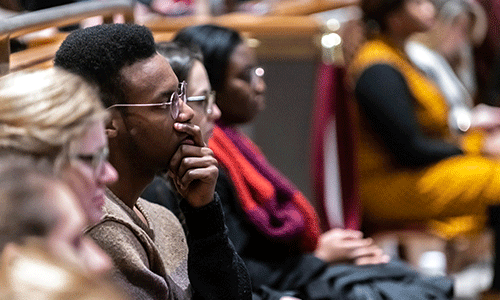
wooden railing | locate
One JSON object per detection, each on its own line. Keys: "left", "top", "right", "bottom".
{"left": 144, "top": 0, "right": 359, "bottom": 60}
{"left": 147, "top": 13, "right": 325, "bottom": 60}
{"left": 0, "top": 0, "right": 134, "bottom": 75}
{"left": 271, "top": 0, "right": 358, "bottom": 15}
{"left": 0, "top": 0, "right": 361, "bottom": 72}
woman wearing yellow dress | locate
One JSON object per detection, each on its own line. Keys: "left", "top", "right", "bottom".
{"left": 350, "top": 0, "right": 500, "bottom": 239}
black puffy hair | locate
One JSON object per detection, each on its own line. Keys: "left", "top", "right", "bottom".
{"left": 54, "top": 23, "right": 156, "bottom": 107}
{"left": 173, "top": 25, "right": 243, "bottom": 93}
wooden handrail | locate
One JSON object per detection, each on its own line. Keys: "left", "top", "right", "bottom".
{"left": 0, "top": 0, "right": 135, "bottom": 75}
{"left": 0, "top": 0, "right": 134, "bottom": 38}
{"left": 146, "top": 13, "right": 321, "bottom": 36}
{"left": 271, "top": 0, "right": 359, "bottom": 16}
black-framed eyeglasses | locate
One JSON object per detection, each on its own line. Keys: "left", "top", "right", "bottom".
{"left": 187, "top": 91, "right": 216, "bottom": 115}
{"left": 107, "top": 81, "right": 187, "bottom": 119}
{"left": 70, "top": 146, "right": 109, "bottom": 180}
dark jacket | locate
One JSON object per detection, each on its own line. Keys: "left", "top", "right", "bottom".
{"left": 140, "top": 178, "right": 252, "bottom": 300}
{"left": 143, "top": 173, "right": 453, "bottom": 300}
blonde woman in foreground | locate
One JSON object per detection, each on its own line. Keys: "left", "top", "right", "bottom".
{"left": 0, "top": 67, "right": 118, "bottom": 275}
{"left": 0, "top": 155, "right": 126, "bottom": 299}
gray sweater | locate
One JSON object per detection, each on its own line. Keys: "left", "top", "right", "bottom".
{"left": 87, "top": 188, "right": 252, "bottom": 300}
{"left": 87, "top": 190, "right": 190, "bottom": 299}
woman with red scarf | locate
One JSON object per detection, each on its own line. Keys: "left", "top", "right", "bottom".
{"left": 172, "top": 25, "right": 396, "bottom": 300}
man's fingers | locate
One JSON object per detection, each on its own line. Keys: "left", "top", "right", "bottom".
{"left": 169, "top": 145, "right": 213, "bottom": 176}
{"left": 176, "top": 160, "right": 219, "bottom": 189}
{"left": 177, "top": 165, "right": 219, "bottom": 189}
{"left": 174, "top": 123, "right": 204, "bottom": 146}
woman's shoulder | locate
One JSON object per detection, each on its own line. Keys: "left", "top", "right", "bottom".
{"left": 349, "top": 38, "right": 406, "bottom": 80}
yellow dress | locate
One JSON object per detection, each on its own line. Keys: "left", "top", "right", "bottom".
{"left": 349, "top": 37, "right": 500, "bottom": 239}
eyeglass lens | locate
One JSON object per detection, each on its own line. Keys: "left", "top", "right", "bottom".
{"left": 93, "top": 149, "right": 107, "bottom": 179}
{"left": 187, "top": 91, "right": 216, "bottom": 115}
{"left": 74, "top": 147, "right": 109, "bottom": 180}
{"left": 170, "top": 81, "right": 187, "bottom": 119}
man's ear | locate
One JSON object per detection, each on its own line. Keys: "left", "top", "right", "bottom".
{"left": 106, "top": 110, "right": 121, "bottom": 139}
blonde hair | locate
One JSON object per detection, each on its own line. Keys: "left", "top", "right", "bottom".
{"left": 0, "top": 67, "right": 107, "bottom": 161}
{"left": 0, "top": 156, "right": 126, "bottom": 300}
{"left": 0, "top": 154, "right": 59, "bottom": 251}
{"left": 0, "top": 239, "right": 126, "bottom": 300}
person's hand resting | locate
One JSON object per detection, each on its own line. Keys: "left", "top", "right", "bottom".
{"left": 470, "top": 104, "right": 500, "bottom": 131}
{"left": 481, "top": 127, "right": 500, "bottom": 158}
{"left": 313, "top": 228, "right": 390, "bottom": 265}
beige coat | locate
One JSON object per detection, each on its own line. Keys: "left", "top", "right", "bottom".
{"left": 86, "top": 189, "right": 190, "bottom": 300}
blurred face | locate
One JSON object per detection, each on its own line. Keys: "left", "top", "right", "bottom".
{"left": 402, "top": 0, "right": 435, "bottom": 32}
{"left": 45, "top": 182, "right": 112, "bottom": 275}
{"left": 186, "top": 60, "right": 221, "bottom": 143}
{"left": 62, "top": 120, "right": 118, "bottom": 224}
{"left": 116, "top": 54, "right": 195, "bottom": 171}
{"left": 217, "top": 43, "right": 266, "bottom": 125}
{"left": 388, "top": 0, "right": 435, "bottom": 35}
{"left": 437, "top": 12, "right": 472, "bottom": 60}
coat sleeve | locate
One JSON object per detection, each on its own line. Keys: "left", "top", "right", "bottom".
{"left": 180, "top": 194, "right": 253, "bottom": 300}
{"left": 355, "top": 64, "right": 463, "bottom": 167}
{"left": 86, "top": 220, "right": 173, "bottom": 300}
{"left": 215, "top": 170, "right": 327, "bottom": 300}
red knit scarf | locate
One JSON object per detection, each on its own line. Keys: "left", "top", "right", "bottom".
{"left": 209, "top": 124, "right": 321, "bottom": 252}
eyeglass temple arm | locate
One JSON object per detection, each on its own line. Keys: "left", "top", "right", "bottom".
{"left": 187, "top": 96, "right": 206, "bottom": 101}
{"left": 108, "top": 102, "right": 173, "bottom": 109}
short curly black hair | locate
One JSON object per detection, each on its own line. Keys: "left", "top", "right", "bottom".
{"left": 54, "top": 23, "right": 157, "bottom": 108}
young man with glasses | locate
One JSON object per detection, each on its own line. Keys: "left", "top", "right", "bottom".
{"left": 54, "top": 23, "right": 251, "bottom": 300}
{"left": 141, "top": 41, "right": 222, "bottom": 234}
